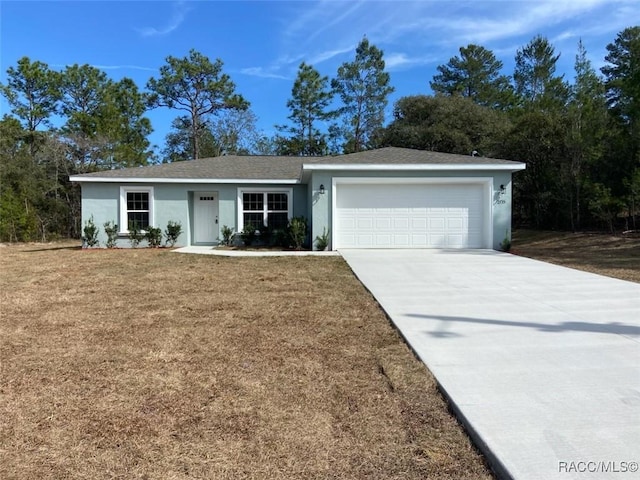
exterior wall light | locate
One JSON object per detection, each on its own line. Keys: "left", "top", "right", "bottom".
{"left": 499, "top": 184, "right": 506, "bottom": 194}
{"left": 319, "top": 184, "right": 326, "bottom": 195}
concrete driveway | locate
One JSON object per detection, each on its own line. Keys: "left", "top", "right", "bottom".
{"left": 340, "top": 249, "right": 640, "bottom": 480}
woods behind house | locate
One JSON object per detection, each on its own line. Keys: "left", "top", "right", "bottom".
{"left": 1, "top": 28, "right": 638, "bottom": 241}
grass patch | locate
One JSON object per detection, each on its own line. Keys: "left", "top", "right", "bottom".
{"left": 512, "top": 229, "right": 640, "bottom": 283}
{"left": 0, "top": 242, "right": 492, "bottom": 479}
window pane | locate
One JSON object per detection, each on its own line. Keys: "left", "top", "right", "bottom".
{"left": 127, "top": 192, "right": 148, "bottom": 211}
{"left": 267, "top": 212, "right": 288, "bottom": 230}
{"left": 268, "top": 193, "right": 288, "bottom": 211}
{"left": 243, "top": 193, "right": 263, "bottom": 211}
{"left": 128, "top": 212, "right": 149, "bottom": 229}
{"left": 243, "top": 212, "right": 264, "bottom": 229}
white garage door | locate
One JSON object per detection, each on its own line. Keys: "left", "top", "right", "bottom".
{"left": 335, "top": 182, "right": 487, "bottom": 249}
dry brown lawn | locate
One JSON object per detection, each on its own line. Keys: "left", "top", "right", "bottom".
{"left": 0, "top": 242, "right": 492, "bottom": 480}
{"left": 512, "top": 229, "right": 640, "bottom": 283}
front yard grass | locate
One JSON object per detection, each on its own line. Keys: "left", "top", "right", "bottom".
{"left": 512, "top": 229, "right": 640, "bottom": 283}
{"left": 0, "top": 242, "right": 492, "bottom": 479}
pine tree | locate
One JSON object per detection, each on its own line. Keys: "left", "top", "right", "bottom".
{"left": 147, "top": 49, "right": 248, "bottom": 160}
{"left": 566, "top": 40, "right": 608, "bottom": 229}
{"left": 513, "top": 35, "right": 568, "bottom": 110}
{"left": 332, "top": 38, "right": 394, "bottom": 153}
{"left": 430, "top": 44, "right": 512, "bottom": 109}
{"left": 277, "top": 62, "right": 335, "bottom": 156}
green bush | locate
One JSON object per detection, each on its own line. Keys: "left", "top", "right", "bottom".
{"left": 314, "top": 227, "right": 330, "bottom": 251}
{"left": 103, "top": 220, "right": 118, "bottom": 248}
{"left": 128, "top": 222, "right": 143, "bottom": 248}
{"left": 271, "top": 228, "right": 288, "bottom": 248}
{"left": 145, "top": 225, "right": 162, "bottom": 248}
{"left": 500, "top": 230, "right": 511, "bottom": 252}
{"left": 164, "top": 220, "right": 182, "bottom": 247}
{"left": 241, "top": 223, "right": 257, "bottom": 246}
{"left": 220, "top": 225, "right": 234, "bottom": 246}
{"left": 259, "top": 224, "right": 272, "bottom": 245}
{"left": 1, "top": 191, "right": 39, "bottom": 242}
{"left": 83, "top": 215, "right": 99, "bottom": 247}
{"left": 288, "top": 216, "right": 308, "bottom": 250}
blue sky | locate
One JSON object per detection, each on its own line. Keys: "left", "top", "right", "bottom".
{"left": 1, "top": 0, "right": 638, "bottom": 154}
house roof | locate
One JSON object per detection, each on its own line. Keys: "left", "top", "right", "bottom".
{"left": 71, "top": 155, "right": 306, "bottom": 182}
{"left": 70, "top": 147, "right": 525, "bottom": 183}
{"left": 308, "top": 147, "right": 519, "bottom": 165}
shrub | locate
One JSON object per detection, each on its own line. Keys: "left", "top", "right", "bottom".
{"left": 314, "top": 227, "right": 330, "bottom": 251}
{"left": 220, "top": 225, "right": 234, "bottom": 246}
{"left": 259, "top": 224, "right": 272, "bottom": 245}
{"left": 164, "top": 220, "right": 182, "bottom": 247}
{"left": 288, "top": 216, "right": 308, "bottom": 250}
{"left": 241, "top": 223, "right": 257, "bottom": 246}
{"left": 271, "top": 228, "right": 288, "bottom": 248}
{"left": 145, "top": 225, "right": 162, "bottom": 248}
{"left": 83, "top": 215, "right": 99, "bottom": 247}
{"left": 500, "top": 230, "right": 511, "bottom": 252}
{"left": 103, "top": 220, "right": 118, "bottom": 248}
{"left": 128, "top": 222, "right": 143, "bottom": 248}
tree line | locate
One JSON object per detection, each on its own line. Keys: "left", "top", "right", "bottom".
{"left": 1, "top": 28, "right": 638, "bottom": 241}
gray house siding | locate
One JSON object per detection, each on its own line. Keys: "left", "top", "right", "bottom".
{"left": 81, "top": 182, "right": 308, "bottom": 248}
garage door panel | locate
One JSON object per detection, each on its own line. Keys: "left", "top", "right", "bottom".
{"left": 375, "top": 217, "right": 392, "bottom": 229}
{"left": 411, "top": 234, "right": 428, "bottom": 246}
{"left": 376, "top": 234, "right": 392, "bottom": 246}
{"left": 394, "top": 217, "right": 409, "bottom": 229}
{"left": 428, "top": 217, "right": 446, "bottom": 230}
{"left": 336, "top": 182, "right": 487, "bottom": 249}
{"left": 356, "top": 217, "right": 374, "bottom": 229}
{"left": 338, "top": 216, "right": 356, "bottom": 229}
{"left": 394, "top": 234, "right": 410, "bottom": 246}
{"left": 447, "top": 234, "right": 464, "bottom": 247}
{"left": 411, "top": 218, "right": 427, "bottom": 230}
{"left": 447, "top": 217, "right": 464, "bottom": 230}
{"left": 357, "top": 234, "right": 374, "bottom": 246}
{"left": 429, "top": 234, "right": 447, "bottom": 247}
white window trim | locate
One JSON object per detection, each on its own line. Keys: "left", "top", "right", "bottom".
{"left": 119, "top": 186, "right": 154, "bottom": 234}
{"left": 237, "top": 187, "right": 293, "bottom": 232}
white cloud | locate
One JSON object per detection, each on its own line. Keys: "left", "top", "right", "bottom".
{"left": 239, "top": 67, "right": 289, "bottom": 80}
{"left": 240, "top": 45, "right": 353, "bottom": 82}
{"left": 137, "top": 1, "right": 190, "bottom": 37}
{"left": 92, "top": 64, "right": 156, "bottom": 72}
{"left": 304, "top": 1, "right": 366, "bottom": 43}
{"left": 551, "top": 30, "right": 579, "bottom": 44}
{"left": 385, "top": 52, "right": 437, "bottom": 70}
{"left": 307, "top": 46, "right": 354, "bottom": 65}
{"left": 253, "top": 0, "right": 639, "bottom": 80}
{"left": 383, "top": 0, "right": 630, "bottom": 46}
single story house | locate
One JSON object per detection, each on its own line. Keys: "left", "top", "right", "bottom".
{"left": 70, "top": 147, "right": 525, "bottom": 250}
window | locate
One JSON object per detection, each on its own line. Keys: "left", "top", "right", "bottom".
{"left": 120, "top": 187, "right": 154, "bottom": 232}
{"left": 238, "top": 189, "right": 292, "bottom": 231}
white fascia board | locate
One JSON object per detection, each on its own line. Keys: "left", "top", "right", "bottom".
{"left": 69, "top": 176, "right": 300, "bottom": 184}
{"left": 303, "top": 163, "right": 526, "bottom": 172}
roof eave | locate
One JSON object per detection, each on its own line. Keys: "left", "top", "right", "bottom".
{"left": 302, "top": 163, "right": 526, "bottom": 172}
{"left": 69, "top": 176, "right": 301, "bottom": 184}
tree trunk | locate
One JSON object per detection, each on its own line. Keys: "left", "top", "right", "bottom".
{"left": 191, "top": 111, "right": 199, "bottom": 160}
{"left": 576, "top": 182, "right": 581, "bottom": 230}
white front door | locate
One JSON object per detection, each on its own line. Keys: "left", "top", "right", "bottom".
{"left": 194, "top": 192, "right": 219, "bottom": 244}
